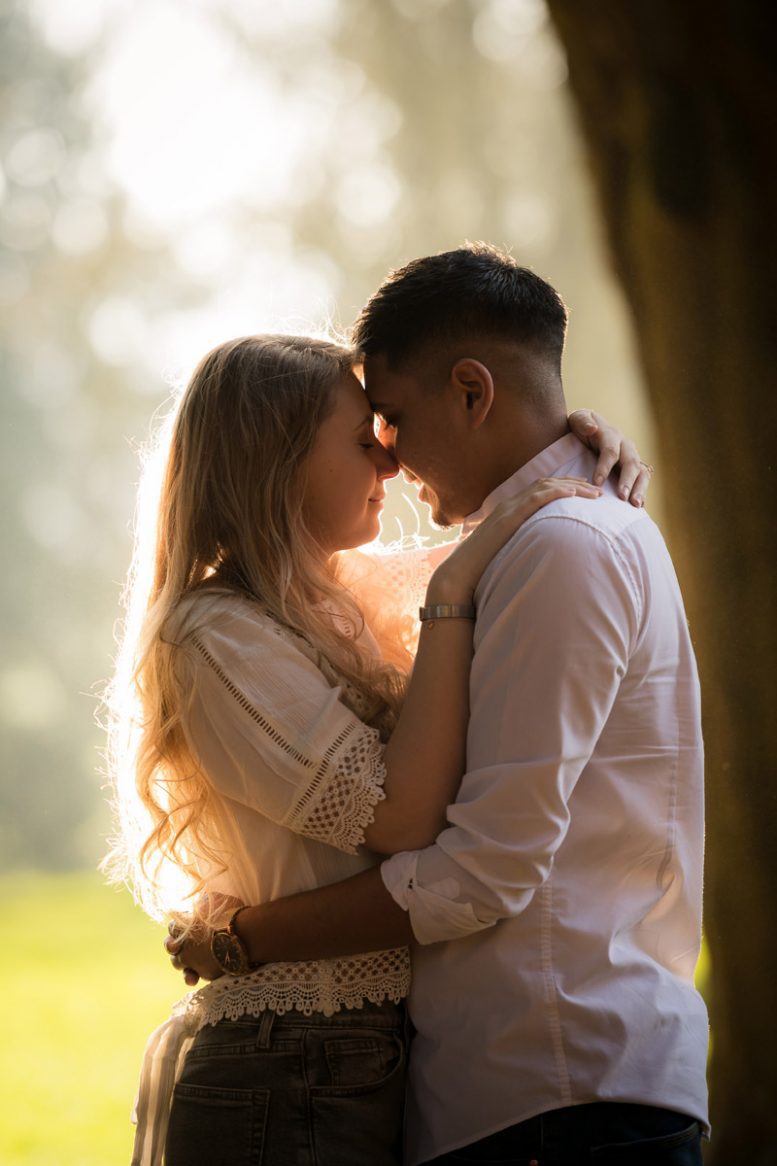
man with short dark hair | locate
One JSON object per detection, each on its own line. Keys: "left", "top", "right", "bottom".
{"left": 351, "top": 244, "right": 574, "bottom": 531}
{"left": 173, "top": 245, "right": 709, "bottom": 1164}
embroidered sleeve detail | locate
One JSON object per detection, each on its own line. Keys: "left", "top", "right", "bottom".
{"left": 287, "top": 725, "right": 387, "bottom": 853}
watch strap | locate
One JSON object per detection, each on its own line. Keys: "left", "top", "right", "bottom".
{"left": 210, "top": 906, "right": 260, "bottom": 976}
{"left": 419, "top": 602, "right": 476, "bottom": 621}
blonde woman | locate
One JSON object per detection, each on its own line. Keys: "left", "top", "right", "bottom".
{"left": 105, "top": 334, "right": 643, "bottom": 1166}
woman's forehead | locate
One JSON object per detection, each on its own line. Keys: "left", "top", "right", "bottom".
{"left": 337, "top": 370, "right": 372, "bottom": 414}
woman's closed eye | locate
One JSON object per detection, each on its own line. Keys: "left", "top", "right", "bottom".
{"left": 357, "top": 423, "right": 379, "bottom": 450}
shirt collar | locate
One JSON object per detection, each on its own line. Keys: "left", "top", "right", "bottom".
{"left": 461, "top": 432, "right": 585, "bottom": 534}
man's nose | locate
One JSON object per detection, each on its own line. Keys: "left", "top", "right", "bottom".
{"left": 376, "top": 443, "right": 400, "bottom": 480}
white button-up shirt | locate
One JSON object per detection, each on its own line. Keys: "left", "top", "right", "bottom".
{"left": 381, "top": 434, "right": 709, "bottom": 1164}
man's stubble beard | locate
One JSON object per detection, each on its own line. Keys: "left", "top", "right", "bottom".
{"left": 430, "top": 503, "right": 457, "bottom": 529}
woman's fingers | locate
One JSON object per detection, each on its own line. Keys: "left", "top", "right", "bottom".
{"left": 591, "top": 436, "right": 622, "bottom": 487}
{"left": 550, "top": 476, "right": 601, "bottom": 495}
{"left": 568, "top": 408, "right": 621, "bottom": 485}
{"left": 164, "top": 933, "right": 201, "bottom": 984}
{"left": 165, "top": 936, "right": 183, "bottom": 970}
{"left": 630, "top": 462, "right": 653, "bottom": 507}
{"left": 569, "top": 409, "right": 652, "bottom": 504}
{"left": 592, "top": 436, "right": 653, "bottom": 506}
{"left": 568, "top": 407, "right": 598, "bottom": 440}
{"left": 526, "top": 476, "right": 601, "bottom": 504}
{"left": 608, "top": 435, "right": 640, "bottom": 499}
{"left": 610, "top": 447, "right": 653, "bottom": 506}
{"left": 164, "top": 920, "right": 224, "bottom": 984}
{"left": 492, "top": 477, "right": 601, "bottom": 531}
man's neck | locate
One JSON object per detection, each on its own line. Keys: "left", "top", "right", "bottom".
{"left": 474, "top": 415, "right": 571, "bottom": 506}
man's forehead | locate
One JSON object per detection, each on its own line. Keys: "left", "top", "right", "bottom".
{"left": 363, "top": 355, "right": 417, "bottom": 409}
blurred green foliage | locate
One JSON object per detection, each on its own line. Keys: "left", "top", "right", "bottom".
{"left": 0, "top": 2, "right": 200, "bottom": 869}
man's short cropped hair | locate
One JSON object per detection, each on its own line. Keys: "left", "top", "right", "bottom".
{"left": 352, "top": 242, "right": 568, "bottom": 371}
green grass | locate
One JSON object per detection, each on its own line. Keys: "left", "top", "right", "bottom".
{"left": 0, "top": 871, "right": 186, "bottom": 1166}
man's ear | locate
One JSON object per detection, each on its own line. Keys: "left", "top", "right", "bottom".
{"left": 449, "top": 358, "right": 495, "bottom": 430}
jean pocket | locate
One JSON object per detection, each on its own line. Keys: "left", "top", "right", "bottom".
{"left": 164, "top": 1082, "right": 270, "bottom": 1166}
{"left": 590, "top": 1120, "right": 701, "bottom": 1164}
{"left": 309, "top": 1034, "right": 406, "bottom": 1166}
{"left": 322, "top": 1033, "right": 404, "bottom": 1090}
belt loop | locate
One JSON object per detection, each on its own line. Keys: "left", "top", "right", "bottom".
{"left": 256, "top": 1008, "right": 275, "bottom": 1049}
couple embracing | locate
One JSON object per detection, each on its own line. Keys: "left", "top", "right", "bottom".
{"left": 108, "top": 243, "right": 708, "bottom": 1166}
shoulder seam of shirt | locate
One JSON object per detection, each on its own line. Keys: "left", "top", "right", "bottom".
{"left": 493, "top": 510, "right": 644, "bottom": 628}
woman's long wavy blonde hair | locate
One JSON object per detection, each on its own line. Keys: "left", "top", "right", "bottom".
{"left": 103, "top": 334, "right": 407, "bottom": 919}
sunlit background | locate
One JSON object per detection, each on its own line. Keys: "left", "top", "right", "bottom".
{"left": 0, "top": 0, "right": 659, "bottom": 1160}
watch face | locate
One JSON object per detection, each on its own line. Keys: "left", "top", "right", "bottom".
{"left": 211, "top": 929, "right": 248, "bottom": 975}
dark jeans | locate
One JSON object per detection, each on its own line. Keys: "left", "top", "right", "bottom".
{"left": 426, "top": 1102, "right": 703, "bottom": 1166}
{"left": 164, "top": 998, "right": 407, "bottom": 1166}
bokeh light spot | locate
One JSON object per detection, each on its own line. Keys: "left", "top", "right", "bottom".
{"left": 0, "top": 661, "right": 68, "bottom": 729}
{"left": 6, "top": 128, "right": 67, "bottom": 187}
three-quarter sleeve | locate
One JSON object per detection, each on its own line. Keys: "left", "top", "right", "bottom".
{"left": 176, "top": 601, "right": 387, "bottom": 854}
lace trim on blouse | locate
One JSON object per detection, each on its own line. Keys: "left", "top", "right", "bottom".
{"left": 289, "top": 727, "right": 387, "bottom": 852}
{"left": 190, "top": 946, "right": 410, "bottom": 1024}
{"left": 190, "top": 634, "right": 388, "bottom": 854}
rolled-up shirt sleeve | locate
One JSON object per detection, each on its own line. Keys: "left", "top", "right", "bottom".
{"left": 176, "top": 603, "right": 387, "bottom": 854}
{"left": 381, "top": 508, "right": 642, "bottom": 944}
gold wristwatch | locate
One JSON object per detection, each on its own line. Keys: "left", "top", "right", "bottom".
{"left": 210, "top": 906, "right": 260, "bottom": 976}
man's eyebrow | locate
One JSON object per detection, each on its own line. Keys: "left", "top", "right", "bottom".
{"left": 367, "top": 402, "right": 394, "bottom": 414}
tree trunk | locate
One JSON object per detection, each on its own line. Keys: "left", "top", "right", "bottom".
{"left": 544, "top": 1, "right": 777, "bottom": 1160}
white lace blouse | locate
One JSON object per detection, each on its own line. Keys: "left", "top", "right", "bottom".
{"left": 132, "top": 545, "right": 443, "bottom": 1165}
